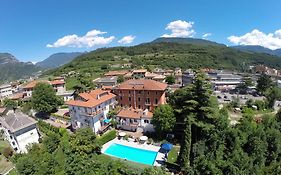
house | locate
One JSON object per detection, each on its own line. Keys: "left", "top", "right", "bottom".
{"left": 0, "top": 111, "right": 40, "bottom": 153}
{"left": 104, "top": 70, "right": 129, "bottom": 77}
{"left": 113, "top": 79, "right": 167, "bottom": 111}
{"left": 116, "top": 108, "right": 154, "bottom": 132}
{"left": 0, "top": 84, "right": 13, "bottom": 98}
{"left": 132, "top": 69, "right": 147, "bottom": 79}
{"left": 22, "top": 78, "right": 73, "bottom": 101}
{"left": 93, "top": 76, "right": 118, "bottom": 88}
{"left": 66, "top": 89, "right": 117, "bottom": 133}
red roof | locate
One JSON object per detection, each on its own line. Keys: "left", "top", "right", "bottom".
{"left": 116, "top": 79, "right": 167, "bottom": 91}
{"left": 104, "top": 70, "right": 129, "bottom": 76}
{"left": 50, "top": 80, "right": 65, "bottom": 85}
{"left": 117, "top": 108, "right": 153, "bottom": 119}
{"left": 66, "top": 89, "right": 116, "bottom": 108}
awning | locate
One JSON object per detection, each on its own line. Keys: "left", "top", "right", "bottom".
{"left": 161, "top": 143, "right": 173, "bottom": 151}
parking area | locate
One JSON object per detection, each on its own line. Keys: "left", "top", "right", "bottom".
{"left": 213, "top": 91, "right": 265, "bottom": 104}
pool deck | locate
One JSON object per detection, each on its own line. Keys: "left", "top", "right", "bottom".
{"left": 101, "top": 138, "right": 165, "bottom": 166}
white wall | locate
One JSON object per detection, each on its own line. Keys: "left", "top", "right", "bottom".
{"left": 0, "top": 86, "right": 13, "bottom": 98}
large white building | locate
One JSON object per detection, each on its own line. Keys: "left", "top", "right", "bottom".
{"left": 66, "top": 89, "right": 117, "bottom": 133}
{"left": 0, "top": 84, "right": 13, "bottom": 98}
{"left": 0, "top": 111, "right": 40, "bottom": 153}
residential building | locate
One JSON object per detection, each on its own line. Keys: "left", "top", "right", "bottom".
{"left": 22, "top": 78, "right": 73, "bottom": 101}
{"left": 116, "top": 108, "right": 154, "bottom": 132}
{"left": 182, "top": 70, "right": 195, "bottom": 86}
{"left": 113, "top": 79, "right": 167, "bottom": 111}
{"left": 104, "top": 70, "right": 129, "bottom": 77}
{"left": 0, "top": 111, "right": 40, "bottom": 153}
{"left": 0, "top": 84, "right": 13, "bottom": 98}
{"left": 132, "top": 69, "right": 147, "bottom": 79}
{"left": 94, "top": 76, "right": 118, "bottom": 88}
{"left": 66, "top": 89, "right": 117, "bottom": 133}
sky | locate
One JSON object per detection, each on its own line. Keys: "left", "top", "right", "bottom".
{"left": 1, "top": 0, "right": 281, "bottom": 62}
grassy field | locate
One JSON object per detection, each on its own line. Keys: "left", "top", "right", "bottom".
{"left": 167, "top": 146, "right": 180, "bottom": 164}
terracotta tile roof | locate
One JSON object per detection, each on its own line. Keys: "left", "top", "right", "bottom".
{"left": 102, "top": 85, "right": 113, "bottom": 90}
{"left": 104, "top": 70, "right": 129, "bottom": 76}
{"left": 0, "top": 107, "right": 7, "bottom": 114}
{"left": 23, "top": 80, "right": 49, "bottom": 89}
{"left": 66, "top": 89, "right": 116, "bottom": 108}
{"left": 50, "top": 80, "right": 65, "bottom": 85}
{"left": 117, "top": 108, "right": 153, "bottom": 119}
{"left": 133, "top": 69, "right": 147, "bottom": 73}
{"left": 9, "top": 92, "right": 24, "bottom": 100}
{"left": 116, "top": 79, "right": 167, "bottom": 91}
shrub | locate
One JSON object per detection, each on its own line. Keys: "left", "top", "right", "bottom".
{"left": 2, "top": 147, "right": 14, "bottom": 158}
{"left": 99, "top": 130, "right": 117, "bottom": 145}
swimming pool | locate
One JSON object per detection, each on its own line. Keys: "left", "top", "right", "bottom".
{"left": 104, "top": 143, "right": 158, "bottom": 165}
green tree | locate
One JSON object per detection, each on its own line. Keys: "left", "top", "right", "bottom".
{"left": 265, "top": 86, "right": 281, "bottom": 109}
{"left": 151, "top": 104, "right": 176, "bottom": 135}
{"left": 2, "top": 98, "right": 17, "bottom": 109}
{"left": 31, "top": 82, "right": 63, "bottom": 114}
{"left": 117, "top": 75, "right": 124, "bottom": 83}
{"left": 257, "top": 73, "right": 272, "bottom": 94}
{"left": 165, "top": 75, "right": 176, "bottom": 85}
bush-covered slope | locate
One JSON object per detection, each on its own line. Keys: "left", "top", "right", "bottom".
{"left": 46, "top": 41, "right": 281, "bottom": 77}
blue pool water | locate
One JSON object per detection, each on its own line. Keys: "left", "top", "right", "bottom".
{"left": 104, "top": 143, "right": 158, "bottom": 165}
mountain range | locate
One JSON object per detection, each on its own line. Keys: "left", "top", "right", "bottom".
{"left": 46, "top": 37, "right": 281, "bottom": 79}
{"left": 3, "top": 37, "right": 281, "bottom": 83}
{"left": 232, "top": 45, "right": 281, "bottom": 57}
{"left": 0, "top": 53, "right": 41, "bottom": 83}
{"left": 36, "top": 52, "right": 83, "bottom": 68}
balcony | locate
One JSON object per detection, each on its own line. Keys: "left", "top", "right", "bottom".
{"left": 145, "top": 102, "right": 151, "bottom": 105}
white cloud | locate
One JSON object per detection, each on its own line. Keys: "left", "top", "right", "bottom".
{"left": 228, "top": 29, "right": 281, "bottom": 50}
{"left": 47, "top": 29, "right": 115, "bottom": 48}
{"left": 162, "top": 20, "right": 195, "bottom": 38}
{"left": 202, "top": 33, "right": 212, "bottom": 39}
{"left": 118, "top": 35, "right": 136, "bottom": 44}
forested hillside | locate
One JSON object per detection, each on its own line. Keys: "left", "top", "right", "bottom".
{"left": 46, "top": 39, "right": 281, "bottom": 77}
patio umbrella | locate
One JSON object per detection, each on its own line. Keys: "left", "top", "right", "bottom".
{"left": 119, "top": 132, "right": 126, "bottom": 137}
{"left": 161, "top": 143, "right": 173, "bottom": 151}
{"left": 140, "top": 136, "right": 148, "bottom": 141}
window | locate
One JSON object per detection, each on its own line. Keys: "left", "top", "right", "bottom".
{"left": 146, "top": 98, "right": 150, "bottom": 104}
{"left": 129, "top": 97, "right": 131, "bottom": 101}
{"left": 120, "top": 96, "right": 123, "bottom": 100}
{"left": 129, "top": 90, "right": 131, "bottom": 94}
{"left": 155, "top": 98, "right": 158, "bottom": 104}
{"left": 147, "top": 91, "right": 150, "bottom": 95}
{"left": 30, "top": 132, "right": 33, "bottom": 135}
{"left": 121, "top": 104, "right": 123, "bottom": 107}
{"left": 138, "top": 97, "right": 140, "bottom": 102}
{"left": 144, "top": 120, "right": 149, "bottom": 123}
{"left": 129, "top": 104, "right": 132, "bottom": 107}
{"left": 139, "top": 91, "right": 141, "bottom": 94}
{"left": 10, "top": 136, "right": 13, "bottom": 139}
{"left": 14, "top": 147, "right": 18, "bottom": 151}
{"left": 12, "top": 141, "right": 15, "bottom": 145}
{"left": 156, "top": 91, "right": 158, "bottom": 95}
{"left": 147, "top": 106, "right": 150, "bottom": 110}
{"left": 138, "top": 105, "right": 141, "bottom": 109}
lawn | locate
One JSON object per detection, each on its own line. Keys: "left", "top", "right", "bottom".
{"left": 99, "top": 154, "right": 149, "bottom": 171}
{"left": 0, "top": 140, "right": 14, "bottom": 174}
{"left": 167, "top": 145, "right": 180, "bottom": 164}
{"left": 0, "top": 140, "right": 10, "bottom": 152}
